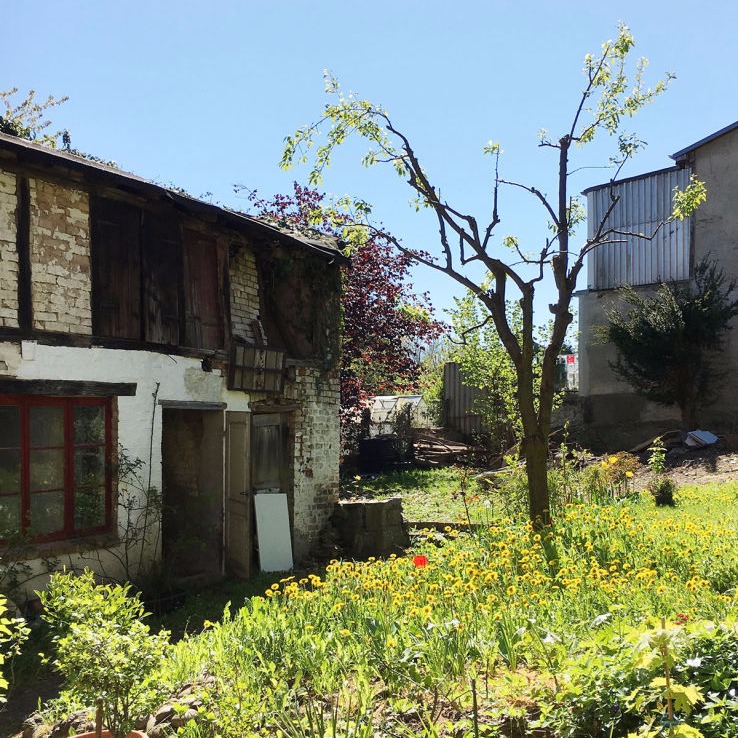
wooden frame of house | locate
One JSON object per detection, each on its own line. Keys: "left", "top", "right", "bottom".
{"left": 0, "top": 131, "right": 345, "bottom": 597}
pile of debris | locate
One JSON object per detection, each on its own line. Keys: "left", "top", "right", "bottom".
{"left": 412, "top": 429, "right": 479, "bottom": 467}
{"left": 628, "top": 429, "right": 720, "bottom": 455}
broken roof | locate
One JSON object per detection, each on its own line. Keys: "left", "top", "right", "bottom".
{"left": 0, "top": 131, "right": 347, "bottom": 264}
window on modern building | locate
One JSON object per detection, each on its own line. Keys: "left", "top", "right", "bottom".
{"left": 0, "top": 395, "right": 112, "bottom": 543}
{"left": 90, "top": 196, "right": 224, "bottom": 350}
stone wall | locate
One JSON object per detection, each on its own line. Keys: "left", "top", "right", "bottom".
{"left": 333, "top": 497, "right": 409, "bottom": 558}
{"left": 29, "top": 178, "right": 92, "bottom": 334}
{"left": 0, "top": 170, "right": 18, "bottom": 328}
{"left": 285, "top": 365, "right": 341, "bottom": 560}
{"left": 229, "top": 241, "right": 261, "bottom": 343}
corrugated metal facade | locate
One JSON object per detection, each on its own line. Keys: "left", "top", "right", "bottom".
{"left": 442, "top": 362, "right": 483, "bottom": 439}
{"left": 586, "top": 167, "right": 693, "bottom": 290}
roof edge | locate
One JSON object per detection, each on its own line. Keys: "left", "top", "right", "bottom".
{"left": 582, "top": 165, "right": 681, "bottom": 196}
{"left": 0, "top": 131, "right": 347, "bottom": 264}
{"left": 670, "top": 119, "right": 738, "bottom": 161}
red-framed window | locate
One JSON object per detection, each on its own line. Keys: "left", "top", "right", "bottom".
{"left": 0, "top": 395, "right": 113, "bottom": 543}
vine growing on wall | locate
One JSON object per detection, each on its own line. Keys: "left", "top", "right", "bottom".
{"left": 246, "top": 183, "right": 443, "bottom": 455}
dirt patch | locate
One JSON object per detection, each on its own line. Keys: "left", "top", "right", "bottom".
{"left": 1, "top": 670, "right": 62, "bottom": 738}
{"left": 628, "top": 443, "right": 738, "bottom": 489}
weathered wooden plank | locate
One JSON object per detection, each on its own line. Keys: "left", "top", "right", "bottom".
{"left": 183, "top": 228, "right": 223, "bottom": 350}
{"left": 16, "top": 175, "right": 32, "bottom": 334}
{"left": 90, "top": 196, "right": 142, "bottom": 339}
{"left": 0, "top": 378, "right": 137, "bottom": 396}
{"left": 142, "top": 213, "right": 183, "bottom": 346}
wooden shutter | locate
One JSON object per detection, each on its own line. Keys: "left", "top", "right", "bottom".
{"left": 142, "top": 213, "right": 183, "bottom": 346}
{"left": 90, "top": 197, "right": 141, "bottom": 339}
{"left": 183, "top": 229, "right": 223, "bottom": 349}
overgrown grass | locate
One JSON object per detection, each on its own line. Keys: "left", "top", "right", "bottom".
{"left": 349, "top": 466, "right": 483, "bottom": 523}
{"left": 40, "top": 478, "right": 738, "bottom": 737}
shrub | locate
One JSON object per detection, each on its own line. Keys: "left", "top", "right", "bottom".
{"left": 40, "top": 569, "right": 171, "bottom": 738}
{"left": 0, "top": 594, "right": 28, "bottom": 703}
{"left": 651, "top": 476, "right": 677, "bottom": 506}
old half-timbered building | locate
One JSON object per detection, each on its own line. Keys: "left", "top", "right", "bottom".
{"left": 0, "top": 131, "right": 344, "bottom": 598}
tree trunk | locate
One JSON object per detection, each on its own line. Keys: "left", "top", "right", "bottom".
{"left": 679, "top": 390, "right": 699, "bottom": 440}
{"left": 522, "top": 431, "right": 551, "bottom": 528}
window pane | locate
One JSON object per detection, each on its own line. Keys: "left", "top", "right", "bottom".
{"left": 30, "top": 491, "right": 64, "bottom": 536}
{"left": 0, "top": 449, "right": 20, "bottom": 494}
{"left": 74, "top": 405, "right": 106, "bottom": 445}
{"left": 29, "top": 406, "right": 64, "bottom": 447}
{"left": 0, "top": 495, "right": 20, "bottom": 534}
{"left": 0, "top": 406, "right": 20, "bottom": 448}
{"left": 74, "top": 448, "right": 105, "bottom": 487}
{"left": 30, "top": 449, "right": 64, "bottom": 491}
{"left": 252, "top": 421, "right": 282, "bottom": 489}
{"left": 74, "top": 486, "right": 105, "bottom": 530}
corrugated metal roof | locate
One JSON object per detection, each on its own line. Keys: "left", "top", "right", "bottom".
{"left": 0, "top": 131, "right": 348, "bottom": 264}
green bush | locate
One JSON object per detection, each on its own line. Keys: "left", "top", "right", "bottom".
{"left": 0, "top": 593, "right": 29, "bottom": 703}
{"left": 651, "top": 476, "right": 677, "bottom": 506}
{"left": 534, "top": 616, "right": 738, "bottom": 738}
{"left": 40, "top": 569, "right": 171, "bottom": 738}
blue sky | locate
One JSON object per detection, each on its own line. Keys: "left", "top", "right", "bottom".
{"left": 4, "top": 1, "right": 736, "bottom": 328}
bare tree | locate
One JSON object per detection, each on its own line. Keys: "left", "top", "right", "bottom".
{"left": 281, "top": 24, "right": 704, "bottom": 527}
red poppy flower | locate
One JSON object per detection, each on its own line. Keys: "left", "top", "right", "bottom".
{"left": 413, "top": 555, "right": 428, "bottom": 568}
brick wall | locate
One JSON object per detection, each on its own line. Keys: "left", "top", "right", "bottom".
{"left": 29, "top": 178, "right": 92, "bottom": 334}
{"left": 0, "top": 170, "right": 18, "bottom": 328}
{"left": 285, "top": 366, "right": 341, "bottom": 559}
{"left": 229, "top": 240, "right": 261, "bottom": 343}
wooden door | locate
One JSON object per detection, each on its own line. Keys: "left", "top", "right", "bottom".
{"left": 225, "top": 411, "right": 251, "bottom": 578}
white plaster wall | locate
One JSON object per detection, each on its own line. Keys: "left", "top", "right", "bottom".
{"left": 4, "top": 342, "right": 248, "bottom": 463}
{"left": 2, "top": 342, "right": 342, "bottom": 596}
{"left": 0, "top": 342, "right": 252, "bottom": 597}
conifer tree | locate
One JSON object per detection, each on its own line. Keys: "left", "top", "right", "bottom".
{"left": 606, "top": 256, "right": 738, "bottom": 433}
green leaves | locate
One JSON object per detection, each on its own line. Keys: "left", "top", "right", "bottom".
{"left": 0, "top": 87, "right": 68, "bottom": 147}
{"left": 40, "top": 569, "right": 171, "bottom": 738}
{"left": 0, "top": 595, "right": 29, "bottom": 703}
{"left": 606, "top": 255, "right": 738, "bottom": 429}
{"left": 577, "top": 23, "right": 672, "bottom": 156}
{"left": 281, "top": 71, "right": 402, "bottom": 188}
{"left": 672, "top": 175, "right": 708, "bottom": 221}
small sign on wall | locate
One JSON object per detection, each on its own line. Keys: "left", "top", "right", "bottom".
{"left": 254, "top": 492, "right": 293, "bottom": 572}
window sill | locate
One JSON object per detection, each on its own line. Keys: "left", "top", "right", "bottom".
{"left": 1, "top": 532, "right": 120, "bottom": 563}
